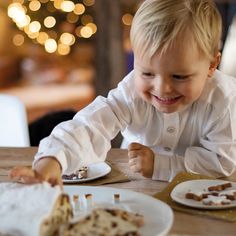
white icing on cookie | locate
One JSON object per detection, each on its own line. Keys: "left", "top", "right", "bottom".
{"left": 202, "top": 195, "right": 231, "bottom": 205}
{"left": 219, "top": 189, "right": 236, "bottom": 196}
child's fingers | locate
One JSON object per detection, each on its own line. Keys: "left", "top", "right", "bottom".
{"left": 128, "top": 150, "right": 139, "bottom": 159}
{"left": 129, "top": 157, "right": 141, "bottom": 173}
{"left": 129, "top": 157, "right": 137, "bottom": 166}
{"left": 9, "top": 166, "right": 63, "bottom": 188}
{"left": 128, "top": 142, "right": 143, "bottom": 151}
{"left": 16, "top": 176, "right": 42, "bottom": 184}
{"left": 9, "top": 166, "right": 43, "bottom": 184}
{"left": 10, "top": 166, "right": 35, "bottom": 178}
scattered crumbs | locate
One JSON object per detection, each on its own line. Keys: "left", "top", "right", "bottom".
{"left": 62, "top": 166, "right": 88, "bottom": 180}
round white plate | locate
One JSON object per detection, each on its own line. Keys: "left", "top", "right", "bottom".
{"left": 64, "top": 186, "right": 173, "bottom": 236}
{"left": 171, "top": 179, "right": 236, "bottom": 209}
{"left": 62, "top": 162, "right": 111, "bottom": 183}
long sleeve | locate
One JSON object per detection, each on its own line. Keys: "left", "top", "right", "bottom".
{"left": 184, "top": 101, "right": 236, "bottom": 178}
{"left": 34, "top": 99, "right": 120, "bottom": 174}
{"left": 34, "top": 73, "right": 135, "bottom": 174}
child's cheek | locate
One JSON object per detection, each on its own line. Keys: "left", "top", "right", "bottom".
{"left": 136, "top": 86, "right": 151, "bottom": 102}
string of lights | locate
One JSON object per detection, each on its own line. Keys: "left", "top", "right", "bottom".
{"left": 8, "top": 0, "right": 97, "bottom": 56}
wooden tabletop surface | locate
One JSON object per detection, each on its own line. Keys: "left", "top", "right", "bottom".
{"left": 0, "top": 147, "right": 235, "bottom": 236}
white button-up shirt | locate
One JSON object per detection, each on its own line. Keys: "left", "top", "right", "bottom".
{"left": 35, "top": 70, "right": 236, "bottom": 181}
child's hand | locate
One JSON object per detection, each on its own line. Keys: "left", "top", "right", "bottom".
{"left": 128, "top": 142, "right": 154, "bottom": 178}
{"left": 9, "top": 157, "right": 63, "bottom": 189}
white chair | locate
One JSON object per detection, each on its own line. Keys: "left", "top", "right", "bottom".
{"left": 0, "top": 94, "right": 30, "bottom": 147}
{"left": 219, "top": 16, "right": 236, "bottom": 78}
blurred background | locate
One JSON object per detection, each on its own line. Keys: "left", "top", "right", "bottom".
{"left": 0, "top": 0, "right": 142, "bottom": 122}
{"left": 0, "top": 0, "right": 235, "bottom": 147}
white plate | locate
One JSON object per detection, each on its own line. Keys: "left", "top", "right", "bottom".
{"left": 64, "top": 186, "right": 173, "bottom": 236}
{"left": 171, "top": 179, "right": 236, "bottom": 209}
{"left": 62, "top": 162, "right": 111, "bottom": 183}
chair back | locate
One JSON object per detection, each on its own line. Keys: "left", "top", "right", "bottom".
{"left": 0, "top": 94, "right": 30, "bottom": 147}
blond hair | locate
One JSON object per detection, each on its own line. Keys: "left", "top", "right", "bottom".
{"left": 130, "top": 0, "right": 222, "bottom": 61}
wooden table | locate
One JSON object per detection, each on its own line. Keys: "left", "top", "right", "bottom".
{"left": 0, "top": 147, "right": 235, "bottom": 236}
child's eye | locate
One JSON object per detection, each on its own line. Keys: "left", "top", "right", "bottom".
{"left": 142, "top": 72, "right": 154, "bottom": 78}
{"left": 172, "top": 74, "right": 188, "bottom": 80}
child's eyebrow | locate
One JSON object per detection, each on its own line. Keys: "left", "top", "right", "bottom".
{"left": 172, "top": 71, "right": 196, "bottom": 76}
{"left": 172, "top": 72, "right": 193, "bottom": 76}
{"left": 136, "top": 64, "right": 153, "bottom": 71}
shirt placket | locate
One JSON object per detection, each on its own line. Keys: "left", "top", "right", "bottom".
{"left": 161, "top": 113, "right": 179, "bottom": 154}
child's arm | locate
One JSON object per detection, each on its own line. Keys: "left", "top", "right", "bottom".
{"left": 10, "top": 157, "right": 63, "bottom": 188}
{"left": 128, "top": 142, "right": 154, "bottom": 178}
{"left": 33, "top": 73, "right": 136, "bottom": 176}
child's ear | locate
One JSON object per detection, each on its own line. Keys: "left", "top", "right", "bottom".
{"left": 208, "top": 52, "right": 221, "bottom": 77}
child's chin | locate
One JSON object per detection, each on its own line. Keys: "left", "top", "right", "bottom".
{"left": 153, "top": 104, "right": 184, "bottom": 114}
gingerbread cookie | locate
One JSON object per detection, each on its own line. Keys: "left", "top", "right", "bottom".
{"left": 208, "top": 182, "right": 232, "bottom": 192}
{"left": 219, "top": 190, "right": 236, "bottom": 200}
{"left": 185, "top": 192, "right": 204, "bottom": 201}
{"left": 62, "top": 166, "right": 88, "bottom": 180}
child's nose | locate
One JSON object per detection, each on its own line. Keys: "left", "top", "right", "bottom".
{"left": 154, "top": 76, "right": 173, "bottom": 93}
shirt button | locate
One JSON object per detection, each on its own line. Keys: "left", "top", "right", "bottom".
{"left": 167, "top": 126, "right": 175, "bottom": 133}
{"left": 164, "top": 147, "right": 171, "bottom": 152}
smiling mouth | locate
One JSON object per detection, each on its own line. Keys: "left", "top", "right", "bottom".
{"left": 153, "top": 95, "right": 183, "bottom": 105}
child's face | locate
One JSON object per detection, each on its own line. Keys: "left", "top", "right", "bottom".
{"left": 134, "top": 35, "right": 218, "bottom": 114}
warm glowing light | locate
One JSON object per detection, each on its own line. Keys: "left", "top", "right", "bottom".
{"left": 86, "top": 22, "right": 97, "bottom": 34}
{"left": 45, "top": 38, "right": 57, "bottom": 53}
{"left": 44, "top": 16, "right": 56, "bottom": 28}
{"left": 58, "top": 43, "right": 71, "bottom": 55}
{"left": 61, "top": 1, "right": 75, "bottom": 12}
{"left": 12, "top": 0, "right": 24, "bottom": 4}
{"left": 23, "top": 25, "right": 30, "bottom": 34}
{"left": 37, "top": 32, "right": 49, "bottom": 44}
{"left": 8, "top": 3, "right": 26, "bottom": 23}
{"left": 28, "top": 31, "right": 39, "bottom": 39}
{"left": 80, "top": 26, "right": 93, "bottom": 38}
{"left": 60, "top": 32, "right": 75, "bottom": 45}
{"left": 75, "top": 26, "right": 83, "bottom": 37}
{"left": 29, "top": 21, "right": 41, "bottom": 33}
{"left": 12, "top": 34, "right": 24, "bottom": 46}
{"left": 81, "top": 14, "right": 93, "bottom": 25}
{"left": 15, "top": 15, "right": 30, "bottom": 28}
{"left": 74, "top": 3, "right": 85, "bottom": 15}
{"left": 8, "top": 0, "right": 96, "bottom": 55}
{"left": 83, "top": 0, "right": 95, "bottom": 6}
{"left": 67, "top": 12, "right": 79, "bottom": 23}
{"left": 8, "top": 3, "right": 22, "bottom": 18}
{"left": 29, "top": 1, "right": 41, "bottom": 11}
{"left": 54, "top": 0, "right": 63, "bottom": 9}
{"left": 122, "top": 13, "right": 133, "bottom": 26}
